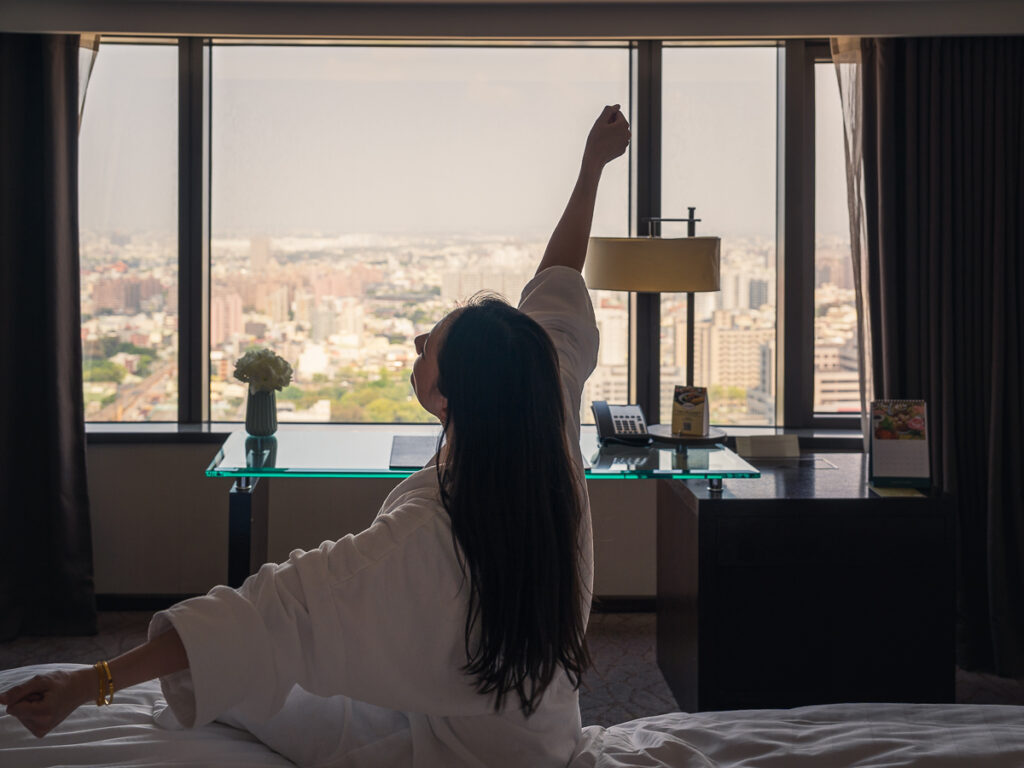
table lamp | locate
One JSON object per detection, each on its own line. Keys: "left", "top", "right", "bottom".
{"left": 585, "top": 210, "right": 721, "bottom": 388}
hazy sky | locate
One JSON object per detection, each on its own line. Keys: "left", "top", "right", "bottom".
{"left": 79, "top": 43, "right": 850, "bottom": 241}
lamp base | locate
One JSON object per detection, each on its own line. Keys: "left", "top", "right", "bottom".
{"left": 648, "top": 423, "right": 727, "bottom": 445}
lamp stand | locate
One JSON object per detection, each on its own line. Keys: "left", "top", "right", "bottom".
{"left": 687, "top": 291, "right": 695, "bottom": 387}
{"left": 644, "top": 207, "right": 701, "bottom": 388}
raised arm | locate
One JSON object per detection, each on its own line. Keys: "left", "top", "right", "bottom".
{"left": 536, "top": 104, "right": 630, "bottom": 276}
{"left": 0, "top": 628, "right": 188, "bottom": 738}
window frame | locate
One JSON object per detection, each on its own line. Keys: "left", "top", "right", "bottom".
{"left": 178, "top": 37, "right": 210, "bottom": 424}
{"left": 96, "top": 36, "right": 857, "bottom": 430}
{"left": 784, "top": 40, "right": 862, "bottom": 430}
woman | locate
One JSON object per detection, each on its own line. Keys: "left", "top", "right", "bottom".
{"left": 0, "top": 104, "right": 630, "bottom": 767}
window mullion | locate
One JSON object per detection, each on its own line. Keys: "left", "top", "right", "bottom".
{"left": 633, "top": 40, "right": 662, "bottom": 424}
{"left": 177, "top": 37, "right": 209, "bottom": 424}
{"left": 778, "top": 40, "right": 815, "bottom": 428}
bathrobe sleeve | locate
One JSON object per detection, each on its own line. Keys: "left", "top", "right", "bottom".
{"left": 518, "top": 266, "right": 600, "bottom": 443}
{"left": 149, "top": 489, "right": 485, "bottom": 729}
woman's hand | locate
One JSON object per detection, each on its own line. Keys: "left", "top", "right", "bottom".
{"left": 582, "top": 104, "right": 631, "bottom": 170}
{"left": 535, "top": 104, "right": 631, "bottom": 274}
{"left": 0, "top": 667, "right": 95, "bottom": 737}
{"left": 0, "top": 629, "right": 190, "bottom": 738}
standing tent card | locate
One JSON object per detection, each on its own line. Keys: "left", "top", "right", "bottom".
{"left": 672, "top": 386, "right": 709, "bottom": 437}
{"left": 869, "top": 400, "right": 931, "bottom": 488}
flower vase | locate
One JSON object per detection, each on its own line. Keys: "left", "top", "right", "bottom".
{"left": 245, "top": 435, "right": 277, "bottom": 469}
{"left": 245, "top": 387, "right": 277, "bottom": 437}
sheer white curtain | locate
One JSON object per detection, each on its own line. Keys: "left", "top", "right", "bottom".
{"left": 831, "top": 37, "right": 872, "bottom": 448}
{"left": 78, "top": 34, "right": 99, "bottom": 130}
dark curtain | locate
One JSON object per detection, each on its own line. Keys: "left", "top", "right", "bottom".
{"left": 860, "top": 36, "right": 1023, "bottom": 675}
{"left": 0, "top": 34, "right": 97, "bottom": 639}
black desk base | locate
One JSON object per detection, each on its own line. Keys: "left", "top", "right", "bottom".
{"left": 228, "top": 478, "right": 269, "bottom": 588}
{"left": 656, "top": 453, "right": 955, "bottom": 712}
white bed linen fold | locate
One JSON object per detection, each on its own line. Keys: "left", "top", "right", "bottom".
{"left": 4, "top": 664, "right": 1024, "bottom": 768}
{"left": 0, "top": 664, "right": 295, "bottom": 767}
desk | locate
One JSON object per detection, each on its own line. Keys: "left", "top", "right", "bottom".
{"left": 206, "top": 426, "right": 760, "bottom": 587}
{"left": 657, "top": 452, "right": 955, "bottom": 711}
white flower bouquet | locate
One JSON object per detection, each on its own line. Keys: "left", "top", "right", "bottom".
{"left": 234, "top": 348, "right": 293, "bottom": 392}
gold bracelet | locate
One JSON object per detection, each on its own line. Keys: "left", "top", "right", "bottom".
{"left": 93, "top": 660, "right": 114, "bottom": 706}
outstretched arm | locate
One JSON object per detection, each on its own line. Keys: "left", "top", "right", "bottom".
{"left": 0, "top": 628, "right": 188, "bottom": 738}
{"left": 536, "top": 104, "right": 630, "bottom": 276}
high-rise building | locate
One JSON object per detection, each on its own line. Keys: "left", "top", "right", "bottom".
{"left": 294, "top": 290, "right": 314, "bottom": 324}
{"left": 746, "top": 339, "right": 776, "bottom": 425}
{"left": 749, "top": 278, "right": 769, "bottom": 310}
{"left": 440, "top": 270, "right": 531, "bottom": 304}
{"left": 211, "top": 293, "right": 243, "bottom": 346}
{"left": 250, "top": 236, "right": 271, "bottom": 273}
{"left": 335, "top": 297, "right": 365, "bottom": 336}
{"left": 814, "top": 370, "right": 861, "bottom": 412}
{"left": 597, "top": 307, "right": 628, "bottom": 367}
{"left": 708, "top": 311, "right": 775, "bottom": 390}
{"left": 311, "top": 306, "right": 336, "bottom": 342}
{"left": 268, "top": 286, "right": 290, "bottom": 324}
{"left": 583, "top": 364, "right": 629, "bottom": 415}
{"left": 93, "top": 276, "right": 143, "bottom": 313}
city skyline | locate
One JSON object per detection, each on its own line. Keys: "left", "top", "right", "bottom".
{"left": 80, "top": 227, "right": 859, "bottom": 425}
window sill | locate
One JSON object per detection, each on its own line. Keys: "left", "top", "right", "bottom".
{"left": 86, "top": 423, "right": 232, "bottom": 444}
{"left": 85, "top": 421, "right": 446, "bottom": 445}
{"left": 716, "top": 425, "right": 865, "bottom": 452}
{"left": 85, "top": 421, "right": 865, "bottom": 450}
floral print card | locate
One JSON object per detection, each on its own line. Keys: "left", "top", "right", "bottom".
{"left": 870, "top": 400, "right": 931, "bottom": 487}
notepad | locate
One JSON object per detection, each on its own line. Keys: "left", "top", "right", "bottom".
{"left": 389, "top": 435, "right": 438, "bottom": 470}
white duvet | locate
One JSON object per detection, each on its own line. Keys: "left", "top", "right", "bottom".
{"left": 2, "top": 665, "right": 1023, "bottom": 767}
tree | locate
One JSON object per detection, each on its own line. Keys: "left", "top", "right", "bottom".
{"left": 366, "top": 398, "right": 398, "bottom": 422}
{"left": 330, "top": 401, "right": 366, "bottom": 421}
{"left": 393, "top": 400, "right": 429, "bottom": 422}
{"left": 83, "top": 359, "right": 127, "bottom": 383}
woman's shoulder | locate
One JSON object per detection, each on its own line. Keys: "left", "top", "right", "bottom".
{"left": 517, "top": 267, "right": 599, "bottom": 384}
{"left": 379, "top": 465, "right": 441, "bottom": 515}
{"left": 518, "top": 266, "right": 591, "bottom": 314}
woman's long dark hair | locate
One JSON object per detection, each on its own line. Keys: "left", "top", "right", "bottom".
{"left": 435, "top": 295, "right": 590, "bottom": 716}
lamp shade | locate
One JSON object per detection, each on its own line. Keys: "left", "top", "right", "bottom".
{"left": 585, "top": 236, "right": 721, "bottom": 293}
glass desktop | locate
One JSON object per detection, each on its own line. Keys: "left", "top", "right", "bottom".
{"left": 206, "top": 426, "right": 761, "bottom": 481}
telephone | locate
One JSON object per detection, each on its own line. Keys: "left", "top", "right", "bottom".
{"left": 591, "top": 400, "right": 653, "bottom": 446}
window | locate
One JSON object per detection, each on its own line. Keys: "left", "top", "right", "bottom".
{"left": 208, "top": 44, "right": 629, "bottom": 424}
{"left": 81, "top": 38, "right": 858, "bottom": 430}
{"left": 662, "top": 46, "right": 778, "bottom": 426}
{"left": 79, "top": 42, "right": 178, "bottom": 422}
{"left": 813, "top": 61, "right": 859, "bottom": 414}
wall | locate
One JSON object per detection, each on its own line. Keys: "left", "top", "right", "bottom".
{"left": 87, "top": 442, "right": 656, "bottom": 597}
{"left": 3, "top": 0, "right": 1023, "bottom": 38}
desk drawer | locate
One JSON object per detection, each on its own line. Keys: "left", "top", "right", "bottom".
{"left": 714, "top": 506, "right": 946, "bottom": 567}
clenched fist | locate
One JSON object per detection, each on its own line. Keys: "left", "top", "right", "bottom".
{"left": 0, "top": 667, "right": 94, "bottom": 738}
{"left": 582, "top": 104, "right": 631, "bottom": 169}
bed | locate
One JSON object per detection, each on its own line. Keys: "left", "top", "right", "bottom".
{"left": 3, "top": 664, "right": 1023, "bottom": 767}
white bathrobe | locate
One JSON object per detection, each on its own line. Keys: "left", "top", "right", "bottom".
{"left": 150, "top": 266, "right": 600, "bottom": 767}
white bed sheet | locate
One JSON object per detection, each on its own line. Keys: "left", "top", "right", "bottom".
{"left": 3, "top": 665, "right": 1023, "bottom": 767}
{"left": 570, "top": 702, "right": 1024, "bottom": 767}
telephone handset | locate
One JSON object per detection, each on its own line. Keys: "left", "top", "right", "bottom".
{"left": 591, "top": 401, "right": 653, "bottom": 446}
